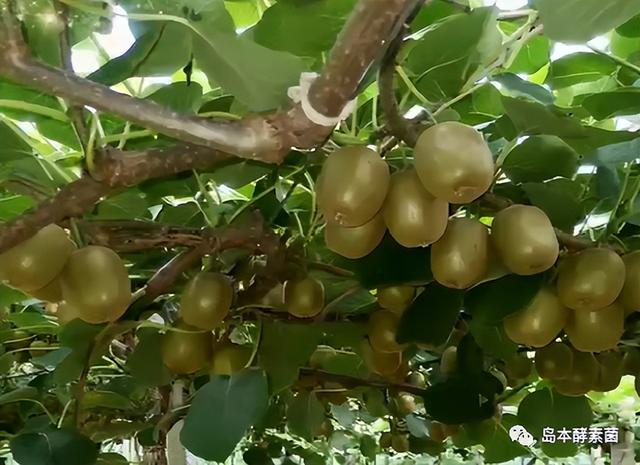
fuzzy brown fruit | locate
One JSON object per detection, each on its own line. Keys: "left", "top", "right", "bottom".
{"left": 619, "top": 251, "right": 640, "bottom": 312}
{"left": 592, "top": 351, "right": 623, "bottom": 392}
{"left": 61, "top": 246, "right": 131, "bottom": 324}
{"left": 382, "top": 169, "right": 448, "bottom": 248}
{"left": 431, "top": 218, "right": 490, "bottom": 289}
{"left": 564, "top": 303, "right": 624, "bottom": 353}
{"left": 368, "top": 309, "right": 405, "bottom": 353}
{"left": 535, "top": 342, "right": 573, "bottom": 380}
{"left": 29, "top": 276, "right": 63, "bottom": 303}
{"left": 180, "top": 272, "right": 233, "bottom": 330}
{"left": 491, "top": 205, "right": 558, "bottom": 276}
{"left": 557, "top": 248, "right": 625, "bottom": 312}
{"left": 414, "top": 122, "right": 494, "bottom": 204}
{"left": 361, "top": 339, "right": 401, "bottom": 376}
{"left": 0, "top": 224, "right": 75, "bottom": 292}
{"left": 504, "top": 354, "right": 533, "bottom": 381}
{"left": 324, "top": 211, "right": 386, "bottom": 259}
{"left": 283, "top": 277, "right": 325, "bottom": 318}
{"left": 316, "top": 146, "right": 390, "bottom": 227}
{"left": 210, "top": 343, "right": 252, "bottom": 376}
{"left": 552, "top": 350, "right": 598, "bottom": 396}
{"left": 161, "top": 323, "right": 212, "bottom": 375}
{"left": 377, "top": 285, "right": 415, "bottom": 314}
{"left": 503, "top": 286, "right": 568, "bottom": 348}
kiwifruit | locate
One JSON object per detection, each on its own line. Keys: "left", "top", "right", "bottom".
{"left": 622, "top": 347, "right": 640, "bottom": 375}
{"left": 283, "top": 277, "right": 324, "bottom": 318}
{"left": 395, "top": 392, "right": 417, "bottom": 416}
{"left": 210, "top": 343, "right": 251, "bottom": 376}
{"left": 592, "top": 351, "right": 623, "bottom": 392}
{"left": 368, "top": 309, "right": 405, "bottom": 353}
{"left": 382, "top": 169, "right": 449, "bottom": 248}
{"left": 535, "top": 342, "right": 573, "bottom": 380}
{"left": 564, "top": 303, "right": 624, "bottom": 352}
{"left": 440, "top": 346, "right": 458, "bottom": 377}
{"left": 503, "top": 286, "right": 569, "bottom": 347}
{"left": 557, "top": 248, "right": 625, "bottom": 312}
{"left": 430, "top": 422, "right": 448, "bottom": 442}
{"left": 29, "top": 276, "right": 63, "bottom": 303}
{"left": 180, "top": 272, "right": 233, "bottom": 330}
{"left": 406, "top": 371, "right": 426, "bottom": 388}
{"left": 431, "top": 218, "right": 490, "bottom": 289}
{"left": 391, "top": 434, "right": 410, "bottom": 453}
{"left": 161, "top": 323, "right": 212, "bottom": 375}
{"left": 377, "top": 285, "right": 415, "bottom": 314}
{"left": 379, "top": 432, "right": 393, "bottom": 449}
{"left": 60, "top": 246, "right": 131, "bottom": 324}
{"left": 309, "top": 346, "right": 337, "bottom": 369}
{"left": 28, "top": 340, "right": 49, "bottom": 358}
{"left": 361, "top": 339, "right": 401, "bottom": 375}
{"left": 55, "top": 301, "right": 80, "bottom": 325}
{"left": 0, "top": 224, "right": 75, "bottom": 291}
{"left": 552, "top": 350, "right": 598, "bottom": 396}
{"left": 316, "top": 146, "right": 390, "bottom": 227}
{"left": 491, "top": 205, "right": 559, "bottom": 275}
{"left": 619, "top": 251, "right": 640, "bottom": 312}
{"left": 319, "top": 419, "right": 334, "bottom": 438}
{"left": 443, "top": 424, "right": 461, "bottom": 437}
{"left": 504, "top": 354, "right": 533, "bottom": 381}
{"left": 414, "top": 122, "right": 494, "bottom": 204}
{"left": 324, "top": 211, "right": 386, "bottom": 259}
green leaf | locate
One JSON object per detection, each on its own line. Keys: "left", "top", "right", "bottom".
{"left": 206, "top": 161, "right": 271, "bottom": 189}
{"left": 81, "top": 391, "right": 132, "bottom": 410}
{"left": 286, "top": 392, "right": 325, "bottom": 440}
{"left": 54, "top": 320, "right": 105, "bottom": 384}
{"left": 259, "top": 322, "right": 321, "bottom": 392}
{"left": 522, "top": 179, "right": 585, "bottom": 231}
{"left": 181, "top": 369, "right": 269, "bottom": 462}
{"left": 483, "top": 414, "right": 529, "bottom": 463}
{"left": 468, "top": 320, "right": 517, "bottom": 359}
{"left": 126, "top": 328, "right": 172, "bottom": 388}
{"left": 589, "top": 138, "right": 640, "bottom": 165}
{"left": 548, "top": 52, "right": 617, "bottom": 89}
{"left": 95, "top": 188, "right": 151, "bottom": 220}
{"left": 8, "top": 311, "right": 58, "bottom": 334}
{"left": 493, "top": 73, "right": 553, "bottom": 105}
{"left": 396, "top": 283, "right": 464, "bottom": 346}
{"left": 97, "top": 453, "right": 129, "bottom": 465}
{"left": 517, "top": 388, "right": 592, "bottom": 457}
{"left": 537, "top": 0, "right": 640, "bottom": 42}
{"left": 582, "top": 88, "right": 640, "bottom": 119}
{"left": 501, "top": 22, "right": 549, "bottom": 74}
{"left": 0, "top": 386, "right": 39, "bottom": 405}
{"left": 501, "top": 97, "right": 585, "bottom": 138}
{"left": 88, "top": 23, "right": 192, "bottom": 85}
{"left": 502, "top": 135, "right": 579, "bottom": 183}
{"left": 10, "top": 428, "right": 98, "bottom": 465}
{"left": 452, "top": 84, "right": 505, "bottom": 125}
{"left": 617, "top": 14, "right": 640, "bottom": 37}
{"left": 0, "top": 285, "right": 29, "bottom": 306}
{"left": 0, "top": 79, "right": 63, "bottom": 122}
{"left": 253, "top": 0, "right": 356, "bottom": 57}
{"left": 146, "top": 82, "right": 203, "bottom": 113}
{"left": 464, "top": 274, "right": 543, "bottom": 324}
{"left": 0, "top": 121, "right": 32, "bottom": 162}
{"left": 17, "top": 0, "right": 62, "bottom": 67}
{"left": 408, "top": 8, "right": 501, "bottom": 101}
{"left": 194, "top": 32, "right": 305, "bottom": 111}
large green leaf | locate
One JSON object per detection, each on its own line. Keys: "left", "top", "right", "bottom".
{"left": 503, "top": 135, "right": 579, "bottom": 184}
{"left": 126, "top": 328, "right": 172, "bottom": 388}
{"left": 17, "top": 0, "right": 62, "bottom": 67}
{"left": 396, "top": 283, "right": 464, "bottom": 346}
{"left": 253, "top": 0, "right": 356, "bottom": 57}
{"left": 522, "top": 179, "right": 585, "bottom": 231}
{"left": 582, "top": 88, "right": 640, "bottom": 119}
{"left": 517, "top": 388, "right": 592, "bottom": 457}
{"left": 408, "top": 8, "right": 501, "bottom": 101}
{"left": 548, "top": 52, "right": 617, "bottom": 89}
{"left": 0, "top": 121, "right": 32, "bottom": 162}
{"left": 10, "top": 429, "right": 98, "bottom": 465}
{"left": 493, "top": 73, "right": 553, "bottom": 105}
{"left": 501, "top": 97, "right": 585, "bottom": 138}
{"left": 181, "top": 369, "right": 269, "bottom": 461}
{"left": 146, "top": 82, "right": 203, "bottom": 113}
{"left": 286, "top": 391, "right": 325, "bottom": 440}
{"left": 468, "top": 320, "right": 517, "bottom": 359}
{"left": 464, "top": 274, "right": 543, "bottom": 324}
{"left": 501, "top": 22, "right": 549, "bottom": 74}
{"left": 483, "top": 414, "right": 529, "bottom": 463}
{"left": 537, "top": 0, "right": 640, "bottom": 42}
{"left": 588, "top": 138, "right": 640, "bottom": 165}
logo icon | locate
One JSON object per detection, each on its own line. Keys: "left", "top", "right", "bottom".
{"left": 509, "top": 425, "right": 536, "bottom": 447}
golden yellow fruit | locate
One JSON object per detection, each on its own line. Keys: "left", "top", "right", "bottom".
{"left": 283, "top": 277, "right": 325, "bottom": 318}
{"left": 28, "top": 340, "right": 49, "bottom": 358}
{"left": 619, "top": 251, "right": 640, "bottom": 312}
{"left": 391, "top": 434, "right": 410, "bottom": 453}
{"left": 592, "top": 351, "right": 623, "bottom": 392}
{"left": 161, "top": 323, "right": 212, "bottom": 375}
{"left": 29, "top": 276, "right": 63, "bottom": 303}
{"left": 0, "top": 224, "right": 75, "bottom": 291}
{"left": 56, "top": 301, "right": 80, "bottom": 325}
{"left": 379, "top": 432, "right": 393, "bottom": 449}
{"left": 316, "top": 146, "right": 390, "bottom": 227}
{"left": 377, "top": 285, "right": 415, "bottom": 314}
{"left": 180, "top": 272, "right": 233, "bottom": 330}
{"left": 503, "top": 286, "right": 569, "bottom": 347}
{"left": 324, "top": 211, "right": 386, "bottom": 259}
{"left": 535, "top": 342, "right": 573, "bottom": 380}
{"left": 552, "top": 350, "right": 598, "bottom": 396}
{"left": 564, "top": 303, "right": 624, "bottom": 352}
{"left": 396, "top": 392, "right": 417, "bottom": 416}
{"left": 414, "top": 122, "right": 494, "bottom": 204}
{"left": 431, "top": 218, "right": 490, "bottom": 289}
{"left": 361, "top": 339, "right": 401, "bottom": 375}
{"left": 504, "top": 354, "right": 533, "bottom": 381}
{"left": 491, "top": 205, "right": 559, "bottom": 275}
{"left": 430, "top": 422, "right": 448, "bottom": 443}
{"left": 61, "top": 246, "right": 131, "bottom": 324}
{"left": 210, "top": 343, "right": 251, "bottom": 376}
{"left": 368, "top": 309, "right": 405, "bottom": 353}
{"left": 557, "top": 248, "right": 625, "bottom": 312}
{"left": 406, "top": 371, "right": 426, "bottom": 388}
{"left": 383, "top": 169, "right": 449, "bottom": 248}
{"left": 440, "top": 346, "right": 458, "bottom": 377}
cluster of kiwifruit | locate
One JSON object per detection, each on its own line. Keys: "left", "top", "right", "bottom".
{"left": 0, "top": 224, "right": 132, "bottom": 324}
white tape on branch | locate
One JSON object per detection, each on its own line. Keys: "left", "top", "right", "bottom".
{"left": 288, "top": 72, "right": 357, "bottom": 127}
